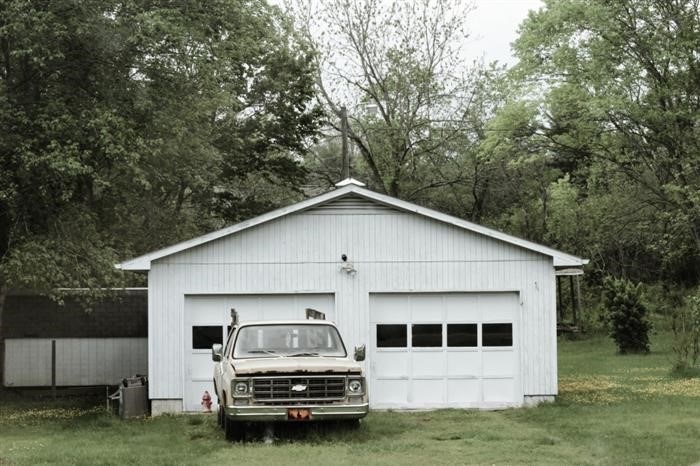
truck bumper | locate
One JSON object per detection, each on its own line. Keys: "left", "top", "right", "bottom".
{"left": 224, "top": 402, "right": 369, "bottom": 422}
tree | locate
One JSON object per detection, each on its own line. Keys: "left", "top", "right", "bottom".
{"left": 671, "top": 290, "right": 700, "bottom": 371}
{"left": 294, "top": 0, "right": 483, "bottom": 199}
{"left": 512, "top": 0, "right": 700, "bottom": 283}
{"left": 0, "top": 0, "right": 321, "bottom": 375}
{"left": 475, "top": 98, "right": 563, "bottom": 243}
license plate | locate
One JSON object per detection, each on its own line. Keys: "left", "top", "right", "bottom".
{"left": 287, "top": 408, "right": 311, "bottom": 421}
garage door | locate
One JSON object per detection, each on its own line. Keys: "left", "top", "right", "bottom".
{"left": 370, "top": 293, "right": 521, "bottom": 409}
{"left": 184, "top": 294, "right": 334, "bottom": 412}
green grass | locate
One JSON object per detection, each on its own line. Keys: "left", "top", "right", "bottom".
{"left": 1, "top": 332, "right": 698, "bottom": 465}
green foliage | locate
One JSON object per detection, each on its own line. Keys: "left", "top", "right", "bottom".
{"left": 671, "top": 291, "right": 700, "bottom": 371}
{"left": 511, "top": 0, "right": 700, "bottom": 284}
{"left": 0, "top": 0, "right": 322, "bottom": 297}
{"left": 545, "top": 176, "right": 586, "bottom": 253}
{"left": 602, "top": 276, "right": 652, "bottom": 354}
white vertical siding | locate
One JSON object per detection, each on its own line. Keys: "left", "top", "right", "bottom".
{"left": 3, "top": 338, "right": 148, "bottom": 387}
{"left": 149, "top": 203, "right": 558, "bottom": 401}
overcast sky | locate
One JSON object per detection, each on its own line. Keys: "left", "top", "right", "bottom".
{"left": 276, "top": 0, "right": 545, "bottom": 67}
{"left": 465, "top": 0, "right": 543, "bottom": 65}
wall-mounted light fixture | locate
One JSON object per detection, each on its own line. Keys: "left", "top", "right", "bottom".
{"left": 340, "top": 254, "right": 357, "bottom": 276}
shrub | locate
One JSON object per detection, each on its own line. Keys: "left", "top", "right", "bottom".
{"left": 601, "top": 276, "right": 651, "bottom": 353}
{"left": 671, "top": 291, "right": 700, "bottom": 371}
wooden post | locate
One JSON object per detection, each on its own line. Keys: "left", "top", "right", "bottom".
{"left": 556, "top": 276, "right": 563, "bottom": 322}
{"left": 341, "top": 106, "right": 350, "bottom": 179}
{"left": 569, "top": 276, "right": 578, "bottom": 327}
{"left": 574, "top": 275, "right": 582, "bottom": 327}
{"left": 51, "top": 339, "right": 56, "bottom": 400}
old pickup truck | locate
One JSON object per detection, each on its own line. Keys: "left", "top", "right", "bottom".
{"left": 212, "top": 309, "right": 368, "bottom": 441}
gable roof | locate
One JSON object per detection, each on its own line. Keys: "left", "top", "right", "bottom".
{"left": 117, "top": 180, "right": 588, "bottom": 271}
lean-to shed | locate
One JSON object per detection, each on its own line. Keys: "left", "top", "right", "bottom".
{"left": 118, "top": 179, "right": 587, "bottom": 414}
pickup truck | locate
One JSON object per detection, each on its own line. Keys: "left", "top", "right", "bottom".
{"left": 212, "top": 309, "right": 368, "bottom": 441}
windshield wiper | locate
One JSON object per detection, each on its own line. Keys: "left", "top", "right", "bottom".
{"left": 247, "top": 350, "right": 285, "bottom": 358}
{"left": 288, "top": 352, "right": 320, "bottom": 357}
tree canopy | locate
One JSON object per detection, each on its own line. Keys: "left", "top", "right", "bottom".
{"left": 1, "top": 0, "right": 698, "bottom": 317}
{"left": 511, "top": 0, "right": 700, "bottom": 283}
{"left": 0, "top": 0, "right": 322, "bottom": 296}
{"left": 296, "top": 0, "right": 484, "bottom": 200}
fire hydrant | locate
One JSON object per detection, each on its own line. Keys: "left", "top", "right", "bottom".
{"left": 201, "top": 390, "right": 212, "bottom": 413}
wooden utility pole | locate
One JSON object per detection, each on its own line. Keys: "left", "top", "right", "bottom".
{"left": 340, "top": 106, "right": 350, "bottom": 179}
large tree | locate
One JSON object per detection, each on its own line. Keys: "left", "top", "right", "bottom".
{"left": 508, "top": 0, "right": 700, "bottom": 283}
{"left": 294, "top": 0, "right": 483, "bottom": 199}
{"left": 0, "top": 0, "right": 321, "bottom": 373}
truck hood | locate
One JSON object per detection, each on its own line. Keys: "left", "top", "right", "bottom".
{"left": 232, "top": 357, "right": 362, "bottom": 375}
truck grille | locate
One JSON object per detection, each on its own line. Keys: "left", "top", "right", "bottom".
{"left": 252, "top": 376, "right": 346, "bottom": 402}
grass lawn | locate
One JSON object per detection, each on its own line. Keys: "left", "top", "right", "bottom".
{"left": 1, "top": 332, "right": 698, "bottom": 465}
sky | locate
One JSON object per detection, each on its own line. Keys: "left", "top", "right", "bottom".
{"left": 275, "top": 1, "right": 544, "bottom": 66}
{"left": 464, "top": 0, "right": 543, "bottom": 65}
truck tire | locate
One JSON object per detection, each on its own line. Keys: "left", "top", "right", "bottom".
{"left": 224, "top": 415, "right": 244, "bottom": 442}
{"left": 217, "top": 404, "right": 224, "bottom": 428}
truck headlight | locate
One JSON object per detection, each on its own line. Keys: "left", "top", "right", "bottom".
{"left": 348, "top": 379, "right": 362, "bottom": 394}
{"left": 234, "top": 381, "right": 248, "bottom": 395}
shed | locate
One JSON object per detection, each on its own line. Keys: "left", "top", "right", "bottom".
{"left": 118, "top": 179, "right": 587, "bottom": 414}
{"left": 2, "top": 289, "right": 147, "bottom": 388}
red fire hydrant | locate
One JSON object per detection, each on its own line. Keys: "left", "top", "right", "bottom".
{"left": 201, "top": 390, "right": 212, "bottom": 413}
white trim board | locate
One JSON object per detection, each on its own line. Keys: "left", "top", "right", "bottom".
{"left": 116, "top": 181, "right": 588, "bottom": 271}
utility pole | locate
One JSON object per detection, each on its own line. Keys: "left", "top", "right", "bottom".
{"left": 340, "top": 106, "right": 350, "bottom": 179}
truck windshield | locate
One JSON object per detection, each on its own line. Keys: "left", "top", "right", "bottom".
{"left": 233, "top": 324, "right": 347, "bottom": 359}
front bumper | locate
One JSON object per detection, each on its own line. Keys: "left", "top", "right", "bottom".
{"left": 224, "top": 402, "right": 369, "bottom": 422}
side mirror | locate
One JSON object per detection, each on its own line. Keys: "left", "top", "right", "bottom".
{"left": 354, "top": 344, "right": 366, "bottom": 362}
{"left": 212, "top": 343, "right": 223, "bottom": 362}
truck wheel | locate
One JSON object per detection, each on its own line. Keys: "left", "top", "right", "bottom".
{"left": 217, "top": 404, "right": 224, "bottom": 428}
{"left": 224, "top": 415, "right": 245, "bottom": 442}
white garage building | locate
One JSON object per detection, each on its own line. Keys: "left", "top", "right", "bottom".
{"left": 117, "top": 179, "right": 586, "bottom": 414}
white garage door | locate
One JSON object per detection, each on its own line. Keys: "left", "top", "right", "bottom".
{"left": 370, "top": 293, "right": 521, "bottom": 409}
{"left": 184, "top": 294, "right": 335, "bottom": 412}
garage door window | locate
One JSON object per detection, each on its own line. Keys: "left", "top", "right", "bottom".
{"left": 447, "top": 324, "right": 478, "bottom": 347}
{"left": 482, "top": 323, "right": 512, "bottom": 347}
{"left": 412, "top": 324, "right": 442, "bottom": 347}
{"left": 377, "top": 324, "right": 407, "bottom": 348}
{"left": 192, "top": 326, "right": 223, "bottom": 349}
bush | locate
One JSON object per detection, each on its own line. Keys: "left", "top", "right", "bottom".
{"left": 602, "top": 276, "right": 651, "bottom": 353}
{"left": 671, "top": 291, "right": 700, "bottom": 371}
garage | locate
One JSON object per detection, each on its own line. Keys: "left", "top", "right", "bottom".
{"left": 370, "top": 293, "right": 520, "bottom": 409}
{"left": 118, "top": 178, "right": 586, "bottom": 413}
{"left": 184, "top": 294, "right": 334, "bottom": 411}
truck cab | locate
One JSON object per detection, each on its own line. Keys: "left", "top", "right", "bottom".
{"left": 212, "top": 309, "right": 368, "bottom": 441}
